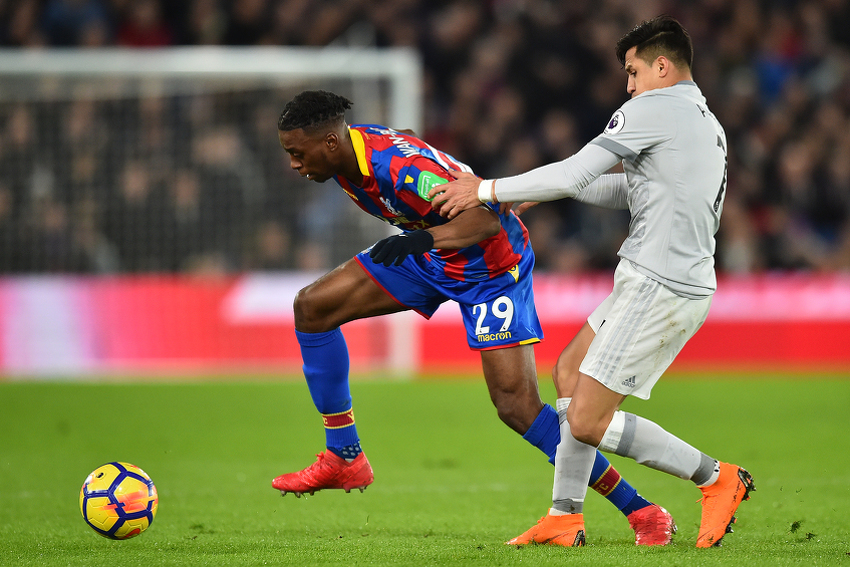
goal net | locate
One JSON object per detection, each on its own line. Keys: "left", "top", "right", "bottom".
{"left": 0, "top": 47, "right": 423, "bottom": 377}
{"left": 0, "top": 47, "right": 422, "bottom": 274}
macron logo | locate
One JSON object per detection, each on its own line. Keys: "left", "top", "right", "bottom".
{"left": 621, "top": 376, "right": 636, "bottom": 388}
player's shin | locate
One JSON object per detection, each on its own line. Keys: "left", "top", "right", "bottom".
{"left": 295, "top": 328, "right": 361, "bottom": 460}
{"left": 557, "top": 398, "right": 651, "bottom": 515}
{"left": 551, "top": 410, "right": 596, "bottom": 516}
{"left": 599, "top": 410, "right": 716, "bottom": 483}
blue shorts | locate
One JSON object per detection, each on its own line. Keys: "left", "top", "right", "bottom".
{"left": 355, "top": 247, "right": 543, "bottom": 350}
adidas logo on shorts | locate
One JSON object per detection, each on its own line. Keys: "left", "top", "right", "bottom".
{"left": 621, "top": 375, "right": 636, "bottom": 388}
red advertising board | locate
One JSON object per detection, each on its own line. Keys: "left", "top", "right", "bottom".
{"left": 1, "top": 273, "right": 848, "bottom": 377}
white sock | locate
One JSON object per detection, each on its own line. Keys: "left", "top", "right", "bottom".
{"left": 599, "top": 411, "right": 717, "bottom": 484}
{"left": 556, "top": 397, "right": 571, "bottom": 424}
{"left": 551, "top": 411, "right": 595, "bottom": 514}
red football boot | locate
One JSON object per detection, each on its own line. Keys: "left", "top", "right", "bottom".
{"left": 627, "top": 503, "right": 677, "bottom": 546}
{"left": 272, "top": 451, "right": 374, "bottom": 497}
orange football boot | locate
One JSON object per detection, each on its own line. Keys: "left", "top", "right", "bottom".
{"left": 506, "top": 513, "right": 586, "bottom": 547}
{"left": 696, "top": 462, "right": 755, "bottom": 547}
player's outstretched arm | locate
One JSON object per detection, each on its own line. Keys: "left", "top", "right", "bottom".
{"left": 428, "top": 170, "right": 484, "bottom": 219}
{"left": 429, "top": 145, "right": 623, "bottom": 219}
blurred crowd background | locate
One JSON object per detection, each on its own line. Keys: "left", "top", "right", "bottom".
{"left": 1, "top": 0, "right": 849, "bottom": 274}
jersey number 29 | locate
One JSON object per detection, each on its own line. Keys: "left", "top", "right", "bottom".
{"left": 473, "top": 297, "right": 514, "bottom": 334}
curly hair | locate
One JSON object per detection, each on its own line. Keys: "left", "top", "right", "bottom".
{"left": 277, "top": 90, "right": 353, "bottom": 132}
{"left": 615, "top": 15, "right": 693, "bottom": 71}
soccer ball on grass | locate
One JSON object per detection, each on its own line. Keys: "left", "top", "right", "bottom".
{"left": 79, "top": 462, "right": 158, "bottom": 539}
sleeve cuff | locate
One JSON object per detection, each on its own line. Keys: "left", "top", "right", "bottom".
{"left": 478, "top": 180, "right": 491, "bottom": 203}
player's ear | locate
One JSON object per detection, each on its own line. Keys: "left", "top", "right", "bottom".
{"left": 325, "top": 131, "right": 339, "bottom": 151}
{"left": 656, "top": 56, "right": 669, "bottom": 77}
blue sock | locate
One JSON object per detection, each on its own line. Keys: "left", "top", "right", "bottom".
{"left": 588, "top": 452, "right": 652, "bottom": 515}
{"left": 527, "top": 403, "right": 650, "bottom": 516}
{"left": 296, "top": 328, "right": 361, "bottom": 460}
{"left": 522, "top": 404, "right": 560, "bottom": 464}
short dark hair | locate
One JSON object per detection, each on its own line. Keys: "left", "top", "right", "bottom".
{"left": 615, "top": 15, "right": 693, "bottom": 71}
{"left": 277, "top": 90, "right": 352, "bottom": 132}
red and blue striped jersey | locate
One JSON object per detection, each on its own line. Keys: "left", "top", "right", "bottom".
{"left": 335, "top": 125, "right": 530, "bottom": 282}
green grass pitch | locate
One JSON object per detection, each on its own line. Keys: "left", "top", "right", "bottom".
{"left": 1, "top": 374, "right": 849, "bottom": 566}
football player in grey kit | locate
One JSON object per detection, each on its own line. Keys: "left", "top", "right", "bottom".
{"left": 429, "top": 15, "right": 754, "bottom": 548}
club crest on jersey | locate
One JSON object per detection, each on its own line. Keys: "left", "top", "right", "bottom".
{"left": 416, "top": 171, "right": 449, "bottom": 201}
{"left": 605, "top": 110, "right": 626, "bottom": 135}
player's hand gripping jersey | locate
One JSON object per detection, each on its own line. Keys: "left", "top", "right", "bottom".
{"left": 338, "top": 125, "right": 542, "bottom": 350}
{"left": 335, "top": 125, "right": 530, "bottom": 282}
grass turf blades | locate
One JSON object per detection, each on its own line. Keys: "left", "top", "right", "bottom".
{"left": 1, "top": 377, "right": 848, "bottom": 566}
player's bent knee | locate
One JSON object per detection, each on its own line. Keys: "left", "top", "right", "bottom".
{"left": 551, "top": 360, "right": 574, "bottom": 390}
{"left": 565, "top": 407, "right": 606, "bottom": 447}
{"left": 292, "top": 287, "right": 311, "bottom": 326}
{"left": 552, "top": 351, "right": 582, "bottom": 396}
{"left": 293, "top": 287, "right": 332, "bottom": 333}
{"left": 567, "top": 420, "right": 603, "bottom": 446}
{"left": 491, "top": 391, "right": 541, "bottom": 434}
{"left": 551, "top": 361, "right": 562, "bottom": 384}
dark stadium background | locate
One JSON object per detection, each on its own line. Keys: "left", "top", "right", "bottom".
{"left": 1, "top": 0, "right": 849, "bottom": 376}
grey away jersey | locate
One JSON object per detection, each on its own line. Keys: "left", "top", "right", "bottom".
{"left": 590, "top": 81, "right": 727, "bottom": 298}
